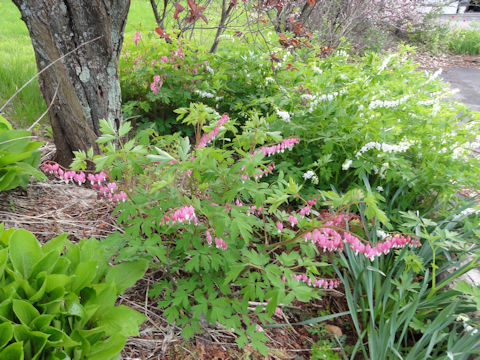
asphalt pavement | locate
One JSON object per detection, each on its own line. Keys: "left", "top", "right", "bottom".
{"left": 440, "top": 67, "right": 480, "bottom": 112}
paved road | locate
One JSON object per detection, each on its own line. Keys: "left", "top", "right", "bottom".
{"left": 440, "top": 68, "right": 480, "bottom": 112}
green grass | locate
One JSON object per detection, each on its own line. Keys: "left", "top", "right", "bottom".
{"left": 0, "top": 0, "right": 162, "bottom": 128}
{"left": 448, "top": 28, "right": 480, "bottom": 55}
{"left": 0, "top": 0, "right": 244, "bottom": 128}
{"left": 0, "top": 0, "right": 46, "bottom": 127}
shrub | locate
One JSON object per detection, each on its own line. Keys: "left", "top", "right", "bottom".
{"left": 120, "top": 37, "right": 480, "bottom": 216}
{"left": 0, "top": 115, "right": 45, "bottom": 191}
{"left": 256, "top": 0, "right": 430, "bottom": 48}
{"left": 70, "top": 104, "right": 444, "bottom": 354}
{"left": 0, "top": 224, "right": 148, "bottom": 359}
{"left": 448, "top": 28, "right": 480, "bottom": 55}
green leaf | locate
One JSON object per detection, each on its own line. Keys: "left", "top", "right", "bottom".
{"left": 0, "top": 322, "right": 13, "bottom": 349}
{"left": 70, "top": 262, "right": 98, "bottom": 292}
{"left": 97, "top": 305, "right": 145, "bottom": 337}
{"left": 12, "top": 299, "right": 40, "bottom": 327}
{"left": 99, "top": 119, "right": 117, "bottom": 135}
{"left": 178, "top": 137, "right": 191, "bottom": 161}
{"left": 118, "top": 121, "right": 132, "bottom": 137}
{"left": 0, "top": 342, "right": 23, "bottom": 359}
{"left": 87, "top": 333, "right": 126, "bottom": 360}
{"left": 105, "top": 259, "right": 148, "bottom": 294}
{"left": 41, "top": 234, "right": 67, "bottom": 257}
{"left": 265, "top": 311, "right": 352, "bottom": 327}
{"left": 147, "top": 147, "right": 175, "bottom": 163}
{"left": 96, "top": 134, "right": 116, "bottom": 144}
{"left": 181, "top": 325, "right": 194, "bottom": 340}
{"left": 9, "top": 229, "right": 42, "bottom": 278}
{"left": 0, "top": 115, "right": 13, "bottom": 130}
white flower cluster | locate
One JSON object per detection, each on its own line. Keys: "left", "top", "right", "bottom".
{"left": 194, "top": 90, "right": 214, "bottom": 98}
{"left": 276, "top": 109, "right": 291, "bottom": 122}
{"left": 376, "top": 229, "right": 389, "bottom": 239}
{"left": 456, "top": 315, "right": 479, "bottom": 336}
{"left": 219, "top": 34, "right": 234, "bottom": 40}
{"left": 372, "top": 163, "right": 389, "bottom": 179}
{"left": 265, "top": 77, "right": 275, "bottom": 84}
{"left": 368, "top": 95, "right": 411, "bottom": 109}
{"left": 417, "top": 98, "right": 437, "bottom": 106}
{"left": 342, "top": 159, "right": 353, "bottom": 170}
{"left": 377, "top": 54, "right": 395, "bottom": 74}
{"left": 304, "top": 89, "right": 347, "bottom": 113}
{"left": 453, "top": 207, "right": 480, "bottom": 221}
{"left": 205, "top": 65, "right": 214, "bottom": 75}
{"left": 312, "top": 66, "right": 323, "bottom": 74}
{"left": 303, "top": 170, "right": 319, "bottom": 184}
{"left": 426, "top": 68, "right": 442, "bottom": 83}
{"left": 356, "top": 140, "right": 415, "bottom": 158}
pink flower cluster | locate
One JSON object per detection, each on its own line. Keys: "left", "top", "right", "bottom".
{"left": 205, "top": 230, "right": 227, "bottom": 250}
{"left": 343, "top": 232, "right": 421, "bottom": 261}
{"left": 41, "top": 163, "right": 127, "bottom": 202}
{"left": 176, "top": 46, "right": 184, "bottom": 59}
{"left": 132, "top": 31, "right": 142, "bottom": 46}
{"left": 255, "top": 162, "right": 275, "bottom": 179}
{"left": 246, "top": 205, "right": 263, "bottom": 216}
{"left": 254, "top": 138, "right": 300, "bottom": 157}
{"left": 150, "top": 75, "right": 163, "bottom": 95}
{"left": 290, "top": 273, "right": 340, "bottom": 290}
{"left": 160, "top": 205, "right": 198, "bottom": 226}
{"left": 289, "top": 215, "right": 298, "bottom": 227}
{"left": 197, "top": 114, "right": 229, "bottom": 149}
{"left": 276, "top": 221, "right": 283, "bottom": 233}
{"left": 240, "top": 162, "right": 276, "bottom": 182}
{"left": 301, "top": 224, "right": 421, "bottom": 261}
{"left": 299, "top": 205, "right": 311, "bottom": 217}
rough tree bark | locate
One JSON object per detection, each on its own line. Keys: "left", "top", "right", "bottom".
{"left": 12, "top": 0, "right": 130, "bottom": 166}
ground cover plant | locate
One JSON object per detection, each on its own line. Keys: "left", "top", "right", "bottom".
{"left": 0, "top": 115, "right": 45, "bottom": 191}
{"left": 0, "top": 224, "right": 148, "bottom": 359}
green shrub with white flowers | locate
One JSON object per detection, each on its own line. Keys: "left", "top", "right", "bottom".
{"left": 121, "top": 36, "right": 480, "bottom": 217}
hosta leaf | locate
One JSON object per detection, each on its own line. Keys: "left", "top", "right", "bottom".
{"left": 0, "top": 248, "right": 7, "bottom": 275}
{"left": 97, "top": 305, "right": 145, "bottom": 337}
{"left": 70, "top": 261, "right": 98, "bottom": 292}
{"left": 105, "top": 259, "right": 148, "bottom": 294}
{"left": 30, "top": 251, "right": 59, "bottom": 278}
{"left": 41, "top": 234, "right": 67, "bottom": 256}
{"left": 88, "top": 333, "right": 126, "bottom": 360}
{"left": 12, "top": 299, "right": 40, "bottom": 326}
{"left": 13, "top": 324, "right": 48, "bottom": 359}
{"left": 30, "top": 314, "right": 54, "bottom": 331}
{"left": 0, "top": 115, "right": 13, "bottom": 130}
{"left": 0, "top": 342, "right": 23, "bottom": 359}
{"left": 45, "top": 274, "right": 70, "bottom": 292}
{"left": 0, "top": 322, "right": 13, "bottom": 349}
{"left": 9, "top": 229, "right": 42, "bottom": 278}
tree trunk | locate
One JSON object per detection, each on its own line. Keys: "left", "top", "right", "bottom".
{"left": 12, "top": 0, "right": 130, "bottom": 166}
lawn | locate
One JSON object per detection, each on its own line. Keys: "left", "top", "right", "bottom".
{"left": 0, "top": 0, "right": 157, "bottom": 127}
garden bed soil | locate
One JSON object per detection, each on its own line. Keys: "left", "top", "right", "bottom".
{"left": 409, "top": 52, "right": 480, "bottom": 70}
